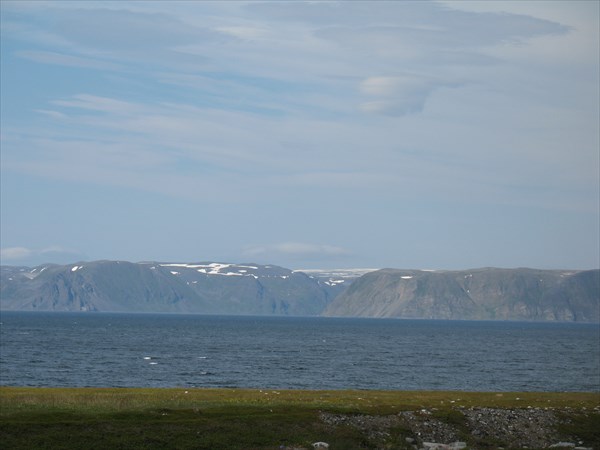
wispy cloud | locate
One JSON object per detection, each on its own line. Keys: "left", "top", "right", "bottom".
{"left": 243, "top": 242, "right": 352, "bottom": 260}
{"left": 1, "top": 0, "right": 575, "bottom": 123}
{"left": 3, "top": 86, "right": 596, "bottom": 213}
{"left": 52, "top": 94, "right": 143, "bottom": 115}
{"left": 16, "top": 50, "right": 121, "bottom": 71}
{"left": 1, "top": 246, "right": 33, "bottom": 261}
{"left": 40, "top": 7, "right": 229, "bottom": 52}
{"left": 1, "top": 245, "right": 85, "bottom": 265}
{"left": 1, "top": 1, "right": 597, "bottom": 269}
{"left": 34, "top": 109, "right": 67, "bottom": 120}
{"left": 359, "top": 75, "right": 458, "bottom": 116}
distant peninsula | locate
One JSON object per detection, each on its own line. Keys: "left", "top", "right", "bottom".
{"left": 1, "top": 261, "right": 598, "bottom": 322}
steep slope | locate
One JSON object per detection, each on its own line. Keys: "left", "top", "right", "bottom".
{"left": 292, "top": 268, "right": 378, "bottom": 299}
{"left": 0, "top": 261, "right": 211, "bottom": 313}
{"left": 149, "top": 262, "right": 334, "bottom": 315}
{"left": 323, "top": 268, "right": 600, "bottom": 322}
{"left": 0, "top": 261, "right": 341, "bottom": 315}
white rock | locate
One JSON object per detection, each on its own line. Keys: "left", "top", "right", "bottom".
{"left": 312, "top": 442, "right": 329, "bottom": 449}
{"left": 549, "top": 443, "right": 575, "bottom": 448}
{"left": 449, "top": 442, "right": 467, "bottom": 449}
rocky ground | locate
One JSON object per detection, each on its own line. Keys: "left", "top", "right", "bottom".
{"left": 314, "top": 406, "right": 600, "bottom": 449}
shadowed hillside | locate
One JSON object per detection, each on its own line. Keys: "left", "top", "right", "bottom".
{"left": 324, "top": 268, "right": 600, "bottom": 322}
{"left": 0, "top": 261, "right": 346, "bottom": 316}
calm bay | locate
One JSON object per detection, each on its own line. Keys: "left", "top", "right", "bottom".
{"left": 0, "top": 312, "right": 598, "bottom": 392}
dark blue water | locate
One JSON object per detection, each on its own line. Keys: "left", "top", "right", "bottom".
{"left": 0, "top": 312, "right": 598, "bottom": 392}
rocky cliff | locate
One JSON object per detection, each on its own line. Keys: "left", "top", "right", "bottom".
{"left": 0, "top": 261, "right": 347, "bottom": 315}
{"left": 323, "top": 268, "right": 599, "bottom": 322}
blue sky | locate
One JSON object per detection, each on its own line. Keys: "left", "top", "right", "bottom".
{"left": 1, "top": 1, "right": 598, "bottom": 270}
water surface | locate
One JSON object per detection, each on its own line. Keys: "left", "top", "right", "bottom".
{"left": 1, "top": 312, "right": 598, "bottom": 391}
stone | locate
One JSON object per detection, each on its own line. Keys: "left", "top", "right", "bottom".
{"left": 312, "top": 443, "right": 329, "bottom": 449}
{"left": 549, "top": 443, "right": 576, "bottom": 448}
{"left": 423, "top": 443, "right": 449, "bottom": 450}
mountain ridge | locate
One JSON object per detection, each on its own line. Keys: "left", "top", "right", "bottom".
{"left": 1, "top": 262, "right": 598, "bottom": 322}
{"left": 323, "top": 267, "right": 599, "bottom": 322}
{"left": 0, "top": 260, "right": 358, "bottom": 316}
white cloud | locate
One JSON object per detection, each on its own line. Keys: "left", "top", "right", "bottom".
{"left": 16, "top": 50, "right": 121, "bottom": 71}
{"left": 0, "top": 245, "right": 85, "bottom": 265}
{"left": 1, "top": 246, "right": 33, "bottom": 261}
{"left": 52, "top": 94, "right": 142, "bottom": 115}
{"left": 359, "top": 75, "right": 462, "bottom": 116}
{"left": 243, "top": 242, "right": 352, "bottom": 259}
{"left": 39, "top": 245, "right": 80, "bottom": 256}
{"left": 34, "top": 109, "right": 67, "bottom": 119}
{"left": 216, "top": 26, "right": 269, "bottom": 40}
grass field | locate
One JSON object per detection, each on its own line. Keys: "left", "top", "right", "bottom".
{"left": 1, "top": 387, "right": 599, "bottom": 449}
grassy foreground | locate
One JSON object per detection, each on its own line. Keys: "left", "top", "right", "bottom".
{"left": 1, "top": 387, "right": 599, "bottom": 449}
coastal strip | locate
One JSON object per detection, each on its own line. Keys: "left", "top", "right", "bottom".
{"left": 1, "top": 387, "right": 599, "bottom": 449}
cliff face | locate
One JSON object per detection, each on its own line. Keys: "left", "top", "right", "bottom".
{"left": 0, "top": 261, "right": 340, "bottom": 315}
{"left": 323, "top": 268, "right": 600, "bottom": 322}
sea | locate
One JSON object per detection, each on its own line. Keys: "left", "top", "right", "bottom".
{"left": 0, "top": 312, "right": 598, "bottom": 392}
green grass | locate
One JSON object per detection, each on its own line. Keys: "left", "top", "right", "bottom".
{"left": 1, "top": 387, "right": 599, "bottom": 449}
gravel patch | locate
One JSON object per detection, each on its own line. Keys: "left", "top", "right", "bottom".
{"left": 462, "top": 407, "right": 561, "bottom": 448}
{"left": 319, "top": 407, "right": 599, "bottom": 449}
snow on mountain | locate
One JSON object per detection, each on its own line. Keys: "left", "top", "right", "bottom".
{"left": 294, "top": 268, "right": 378, "bottom": 287}
{"left": 0, "top": 260, "right": 349, "bottom": 315}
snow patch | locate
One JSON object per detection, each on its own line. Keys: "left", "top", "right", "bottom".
{"left": 295, "top": 268, "right": 378, "bottom": 278}
{"left": 71, "top": 266, "right": 82, "bottom": 272}
{"left": 159, "top": 263, "right": 260, "bottom": 278}
{"left": 24, "top": 266, "right": 49, "bottom": 279}
{"left": 401, "top": 276, "right": 413, "bottom": 279}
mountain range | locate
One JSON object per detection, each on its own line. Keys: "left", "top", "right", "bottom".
{"left": 1, "top": 261, "right": 598, "bottom": 322}
{"left": 0, "top": 261, "right": 365, "bottom": 316}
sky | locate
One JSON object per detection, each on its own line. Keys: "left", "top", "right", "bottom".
{"left": 0, "top": 1, "right": 598, "bottom": 270}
